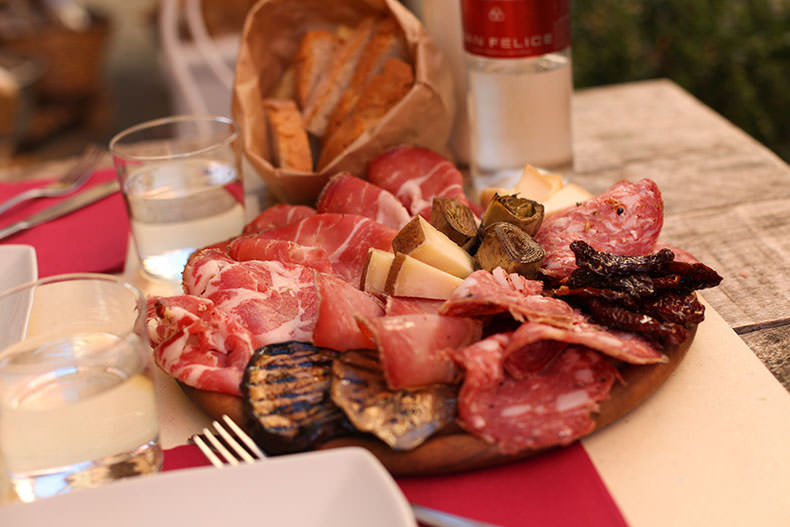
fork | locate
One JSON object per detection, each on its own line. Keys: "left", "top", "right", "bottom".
{"left": 0, "top": 144, "right": 103, "bottom": 216}
{"left": 191, "top": 415, "right": 502, "bottom": 527}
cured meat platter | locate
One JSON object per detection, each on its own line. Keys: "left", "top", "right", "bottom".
{"left": 180, "top": 327, "right": 694, "bottom": 475}
{"left": 146, "top": 146, "right": 722, "bottom": 476}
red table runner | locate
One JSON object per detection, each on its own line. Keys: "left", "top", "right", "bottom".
{"left": 0, "top": 169, "right": 129, "bottom": 278}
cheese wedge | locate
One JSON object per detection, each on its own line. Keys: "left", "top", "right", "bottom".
{"left": 543, "top": 183, "right": 594, "bottom": 217}
{"left": 391, "top": 216, "right": 474, "bottom": 278}
{"left": 360, "top": 248, "right": 395, "bottom": 294}
{"left": 479, "top": 165, "right": 565, "bottom": 209}
{"left": 385, "top": 253, "right": 463, "bottom": 300}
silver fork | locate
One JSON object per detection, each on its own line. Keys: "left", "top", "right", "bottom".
{"left": 0, "top": 144, "right": 103, "bottom": 216}
{"left": 190, "top": 415, "right": 502, "bottom": 527}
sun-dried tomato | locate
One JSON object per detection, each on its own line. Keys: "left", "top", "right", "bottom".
{"left": 570, "top": 240, "right": 675, "bottom": 276}
{"left": 665, "top": 261, "right": 723, "bottom": 291}
{"left": 584, "top": 298, "right": 688, "bottom": 348}
{"left": 641, "top": 293, "right": 705, "bottom": 326}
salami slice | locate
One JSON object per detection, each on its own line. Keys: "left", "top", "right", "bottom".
{"left": 440, "top": 268, "right": 574, "bottom": 327}
{"left": 367, "top": 146, "right": 483, "bottom": 219}
{"left": 243, "top": 204, "right": 316, "bottom": 234}
{"left": 455, "top": 338, "right": 618, "bottom": 453}
{"left": 258, "top": 213, "right": 396, "bottom": 285}
{"left": 536, "top": 179, "right": 664, "bottom": 279}
{"left": 316, "top": 172, "right": 411, "bottom": 230}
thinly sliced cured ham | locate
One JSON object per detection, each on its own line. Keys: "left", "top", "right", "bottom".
{"left": 243, "top": 204, "right": 316, "bottom": 234}
{"left": 315, "top": 172, "right": 411, "bottom": 230}
{"left": 258, "top": 213, "right": 397, "bottom": 285}
{"left": 455, "top": 338, "right": 617, "bottom": 453}
{"left": 535, "top": 179, "right": 664, "bottom": 279}
{"left": 228, "top": 236, "right": 335, "bottom": 275}
{"left": 367, "top": 146, "right": 483, "bottom": 219}
{"left": 507, "top": 311, "right": 666, "bottom": 365}
{"left": 357, "top": 314, "right": 483, "bottom": 390}
{"left": 385, "top": 296, "right": 444, "bottom": 316}
{"left": 312, "top": 272, "right": 384, "bottom": 351}
{"left": 146, "top": 295, "right": 254, "bottom": 396}
{"left": 440, "top": 268, "right": 574, "bottom": 327}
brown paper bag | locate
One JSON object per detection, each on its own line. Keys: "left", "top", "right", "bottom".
{"left": 232, "top": 0, "right": 456, "bottom": 205}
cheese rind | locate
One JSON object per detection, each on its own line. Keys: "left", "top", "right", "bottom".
{"left": 384, "top": 253, "right": 463, "bottom": 300}
{"left": 361, "top": 248, "right": 395, "bottom": 294}
{"left": 391, "top": 216, "right": 474, "bottom": 278}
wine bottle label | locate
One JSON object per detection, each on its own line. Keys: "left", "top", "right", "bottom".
{"left": 461, "top": 0, "right": 570, "bottom": 58}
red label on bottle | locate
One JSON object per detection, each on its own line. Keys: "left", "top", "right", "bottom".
{"left": 461, "top": 0, "right": 570, "bottom": 58}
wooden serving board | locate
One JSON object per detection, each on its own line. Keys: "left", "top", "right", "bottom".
{"left": 180, "top": 326, "right": 695, "bottom": 476}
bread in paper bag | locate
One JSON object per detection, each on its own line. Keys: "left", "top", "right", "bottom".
{"left": 232, "top": 0, "right": 455, "bottom": 204}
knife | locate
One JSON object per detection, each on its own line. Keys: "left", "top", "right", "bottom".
{"left": 0, "top": 179, "right": 121, "bottom": 241}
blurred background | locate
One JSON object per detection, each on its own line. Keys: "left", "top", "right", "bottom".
{"left": 0, "top": 0, "right": 788, "bottom": 168}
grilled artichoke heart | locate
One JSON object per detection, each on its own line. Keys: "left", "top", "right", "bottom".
{"left": 430, "top": 197, "right": 479, "bottom": 251}
{"left": 475, "top": 221, "right": 545, "bottom": 278}
{"left": 481, "top": 194, "right": 544, "bottom": 236}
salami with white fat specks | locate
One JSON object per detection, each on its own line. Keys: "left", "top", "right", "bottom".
{"left": 536, "top": 179, "right": 664, "bottom": 279}
{"left": 454, "top": 336, "right": 618, "bottom": 454}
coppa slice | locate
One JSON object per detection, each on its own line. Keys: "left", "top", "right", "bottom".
{"left": 315, "top": 172, "right": 410, "bottom": 230}
{"left": 454, "top": 337, "right": 618, "bottom": 454}
{"left": 535, "top": 179, "right": 664, "bottom": 279}
{"left": 147, "top": 295, "right": 254, "bottom": 396}
{"left": 258, "top": 213, "right": 397, "bottom": 285}
{"left": 243, "top": 204, "right": 316, "bottom": 234}
{"left": 357, "top": 313, "right": 483, "bottom": 390}
{"left": 228, "top": 236, "right": 334, "bottom": 275}
{"left": 367, "top": 145, "right": 483, "bottom": 219}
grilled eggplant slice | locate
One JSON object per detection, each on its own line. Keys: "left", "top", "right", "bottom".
{"left": 243, "top": 341, "right": 351, "bottom": 454}
{"left": 331, "top": 350, "right": 457, "bottom": 450}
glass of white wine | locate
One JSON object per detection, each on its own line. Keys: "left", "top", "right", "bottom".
{"left": 109, "top": 115, "right": 246, "bottom": 283}
{"left": 0, "top": 274, "right": 161, "bottom": 503}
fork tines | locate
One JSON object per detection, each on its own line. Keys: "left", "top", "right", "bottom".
{"left": 190, "top": 415, "right": 266, "bottom": 467}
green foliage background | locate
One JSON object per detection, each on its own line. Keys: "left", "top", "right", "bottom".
{"left": 571, "top": 0, "right": 790, "bottom": 161}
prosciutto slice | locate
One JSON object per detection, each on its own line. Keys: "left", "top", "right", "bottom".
{"left": 455, "top": 337, "right": 617, "bottom": 453}
{"left": 312, "top": 272, "right": 384, "bottom": 351}
{"left": 507, "top": 311, "right": 666, "bottom": 365}
{"left": 316, "top": 172, "right": 411, "bottom": 230}
{"left": 357, "top": 314, "right": 483, "bottom": 390}
{"left": 258, "top": 213, "right": 396, "bottom": 285}
{"left": 228, "top": 236, "right": 335, "bottom": 275}
{"left": 385, "top": 296, "right": 444, "bottom": 316}
{"left": 146, "top": 295, "right": 254, "bottom": 395}
{"left": 367, "top": 146, "right": 483, "bottom": 219}
{"left": 440, "top": 268, "right": 574, "bottom": 327}
{"left": 536, "top": 179, "right": 664, "bottom": 279}
{"left": 243, "top": 204, "right": 316, "bottom": 234}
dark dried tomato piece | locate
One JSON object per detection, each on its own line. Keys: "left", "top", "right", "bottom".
{"left": 641, "top": 292, "right": 706, "bottom": 326}
{"left": 570, "top": 240, "right": 675, "bottom": 276}
{"left": 584, "top": 298, "right": 688, "bottom": 348}
{"left": 665, "top": 261, "right": 723, "bottom": 291}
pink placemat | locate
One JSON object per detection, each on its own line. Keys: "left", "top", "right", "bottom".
{"left": 0, "top": 169, "right": 129, "bottom": 278}
{"left": 163, "top": 443, "right": 627, "bottom": 527}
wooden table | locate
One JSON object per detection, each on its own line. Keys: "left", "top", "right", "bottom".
{"left": 3, "top": 78, "right": 789, "bottom": 392}
{"left": 571, "top": 78, "right": 790, "bottom": 392}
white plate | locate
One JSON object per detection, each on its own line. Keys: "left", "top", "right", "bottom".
{"left": 2, "top": 447, "right": 416, "bottom": 527}
{"left": 0, "top": 244, "right": 37, "bottom": 350}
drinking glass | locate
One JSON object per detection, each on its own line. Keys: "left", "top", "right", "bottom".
{"left": 0, "top": 274, "right": 161, "bottom": 503}
{"left": 110, "top": 115, "right": 245, "bottom": 283}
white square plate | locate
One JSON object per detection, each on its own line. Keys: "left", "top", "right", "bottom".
{"left": 2, "top": 447, "right": 416, "bottom": 527}
{"left": 0, "top": 244, "right": 37, "bottom": 349}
